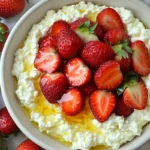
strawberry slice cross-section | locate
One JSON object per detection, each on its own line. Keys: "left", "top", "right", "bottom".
{"left": 34, "top": 46, "right": 61, "bottom": 74}
{"left": 65, "top": 58, "right": 92, "bottom": 86}
{"left": 90, "top": 90, "right": 116, "bottom": 122}
{"left": 58, "top": 88, "right": 84, "bottom": 116}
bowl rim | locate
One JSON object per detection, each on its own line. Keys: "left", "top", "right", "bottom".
{"left": 1, "top": 0, "right": 150, "bottom": 150}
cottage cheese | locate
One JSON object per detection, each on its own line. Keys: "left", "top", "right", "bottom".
{"left": 12, "top": 1, "right": 150, "bottom": 150}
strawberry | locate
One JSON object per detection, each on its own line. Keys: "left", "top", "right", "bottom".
{"left": 114, "top": 96, "right": 134, "bottom": 117}
{"left": 79, "top": 80, "right": 97, "bottom": 96}
{"left": 0, "top": 107, "right": 19, "bottom": 136}
{"left": 0, "top": 20, "right": 9, "bottom": 52}
{"left": 58, "top": 88, "right": 84, "bottom": 116}
{"left": 123, "top": 81, "right": 148, "bottom": 110}
{"left": 131, "top": 40, "right": 150, "bottom": 76}
{"left": 114, "top": 53, "right": 132, "bottom": 74}
{"left": 90, "top": 90, "right": 116, "bottom": 122}
{"left": 71, "top": 18, "right": 103, "bottom": 42}
{"left": 40, "top": 73, "right": 68, "bottom": 103}
{"left": 97, "top": 8, "right": 124, "bottom": 32}
{"left": 0, "top": 0, "right": 25, "bottom": 18}
{"left": 58, "top": 28, "right": 83, "bottom": 59}
{"left": 104, "top": 29, "right": 129, "bottom": 45}
{"left": 34, "top": 46, "right": 61, "bottom": 74}
{"left": 81, "top": 41, "right": 114, "bottom": 69}
{"left": 50, "top": 20, "right": 70, "bottom": 39}
{"left": 17, "top": 139, "right": 41, "bottom": 150}
{"left": 38, "top": 34, "right": 57, "bottom": 49}
{"left": 64, "top": 58, "right": 92, "bottom": 86}
{"left": 94, "top": 60, "right": 123, "bottom": 90}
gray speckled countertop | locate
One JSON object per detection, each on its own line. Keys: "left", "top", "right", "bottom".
{"left": 0, "top": 0, "right": 150, "bottom": 149}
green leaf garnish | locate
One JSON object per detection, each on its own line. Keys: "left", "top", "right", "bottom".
{"left": 89, "top": 23, "right": 97, "bottom": 34}
{"left": 115, "top": 72, "right": 139, "bottom": 96}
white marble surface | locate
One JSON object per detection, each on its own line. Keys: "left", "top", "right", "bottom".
{"left": 0, "top": 0, "right": 150, "bottom": 149}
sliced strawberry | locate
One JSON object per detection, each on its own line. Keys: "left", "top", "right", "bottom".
{"left": 123, "top": 81, "right": 148, "bottom": 110}
{"left": 34, "top": 46, "right": 61, "bottom": 74}
{"left": 115, "top": 53, "right": 132, "bottom": 74}
{"left": 79, "top": 80, "right": 97, "bottom": 96}
{"left": 94, "top": 60, "right": 123, "bottom": 90}
{"left": 131, "top": 40, "right": 150, "bottom": 76}
{"left": 90, "top": 90, "right": 116, "bottom": 122}
{"left": 114, "top": 96, "right": 134, "bottom": 117}
{"left": 81, "top": 41, "right": 114, "bottom": 69}
{"left": 65, "top": 58, "right": 92, "bottom": 86}
{"left": 40, "top": 73, "right": 68, "bottom": 103}
{"left": 50, "top": 20, "right": 70, "bottom": 39}
{"left": 97, "top": 8, "right": 124, "bottom": 32}
{"left": 38, "top": 34, "right": 57, "bottom": 49}
{"left": 58, "top": 88, "right": 84, "bottom": 116}
{"left": 58, "top": 28, "right": 83, "bottom": 59}
{"left": 104, "top": 29, "right": 129, "bottom": 45}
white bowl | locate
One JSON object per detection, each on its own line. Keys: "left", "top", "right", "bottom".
{"left": 1, "top": 0, "right": 150, "bottom": 149}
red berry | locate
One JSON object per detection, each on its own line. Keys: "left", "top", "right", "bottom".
{"left": 58, "top": 28, "right": 83, "bottom": 59}
{"left": 104, "top": 29, "right": 129, "bottom": 45}
{"left": 97, "top": 8, "right": 124, "bottom": 32}
{"left": 94, "top": 60, "right": 123, "bottom": 90}
{"left": 0, "top": 0, "right": 25, "bottom": 18}
{"left": 38, "top": 34, "right": 57, "bottom": 49}
{"left": 59, "top": 88, "right": 84, "bottom": 116}
{"left": 131, "top": 40, "right": 150, "bottom": 76}
{"left": 40, "top": 73, "right": 68, "bottom": 103}
{"left": 17, "top": 139, "right": 41, "bottom": 150}
{"left": 65, "top": 58, "right": 92, "bottom": 86}
{"left": 79, "top": 80, "right": 97, "bottom": 96}
{"left": 81, "top": 41, "right": 114, "bottom": 69}
{"left": 123, "top": 81, "right": 148, "bottom": 110}
{"left": 114, "top": 53, "right": 132, "bottom": 74}
{"left": 50, "top": 20, "right": 70, "bottom": 39}
{"left": 34, "top": 46, "right": 61, "bottom": 74}
{"left": 114, "top": 96, "right": 134, "bottom": 117}
{"left": 0, "top": 107, "right": 19, "bottom": 135}
{"left": 90, "top": 90, "right": 116, "bottom": 122}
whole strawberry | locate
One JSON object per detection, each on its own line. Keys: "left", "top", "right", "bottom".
{"left": 0, "top": 19, "right": 9, "bottom": 52}
{"left": 0, "top": 107, "right": 19, "bottom": 136}
{"left": 17, "top": 139, "right": 41, "bottom": 150}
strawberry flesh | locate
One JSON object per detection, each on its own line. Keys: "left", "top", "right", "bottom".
{"left": 123, "top": 81, "right": 148, "bottom": 110}
{"left": 94, "top": 60, "right": 123, "bottom": 90}
{"left": 97, "top": 8, "right": 124, "bottom": 32}
{"left": 81, "top": 41, "right": 114, "bottom": 69}
{"left": 58, "top": 88, "right": 84, "bottom": 116}
{"left": 40, "top": 73, "right": 68, "bottom": 103}
{"left": 34, "top": 46, "right": 61, "bottom": 74}
{"left": 90, "top": 90, "right": 116, "bottom": 122}
{"left": 114, "top": 96, "right": 134, "bottom": 117}
{"left": 131, "top": 40, "right": 150, "bottom": 76}
{"left": 65, "top": 58, "right": 92, "bottom": 86}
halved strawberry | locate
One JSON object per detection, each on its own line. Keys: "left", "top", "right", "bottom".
{"left": 131, "top": 40, "right": 150, "bottom": 76}
{"left": 114, "top": 96, "right": 134, "bottom": 117}
{"left": 38, "top": 34, "right": 57, "bottom": 49}
{"left": 79, "top": 80, "right": 97, "bottom": 96}
{"left": 50, "top": 20, "right": 70, "bottom": 39}
{"left": 90, "top": 90, "right": 116, "bottom": 122}
{"left": 58, "top": 88, "right": 84, "bottom": 116}
{"left": 104, "top": 29, "right": 129, "bottom": 45}
{"left": 40, "top": 73, "right": 68, "bottom": 103}
{"left": 94, "top": 60, "right": 123, "bottom": 90}
{"left": 34, "top": 46, "right": 61, "bottom": 74}
{"left": 97, "top": 8, "right": 124, "bottom": 32}
{"left": 81, "top": 41, "right": 114, "bottom": 69}
{"left": 58, "top": 28, "right": 83, "bottom": 59}
{"left": 65, "top": 58, "right": 92, "bottom": 86}
{"left": 123, "top": 81, "right": 148, "bottom": 110}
